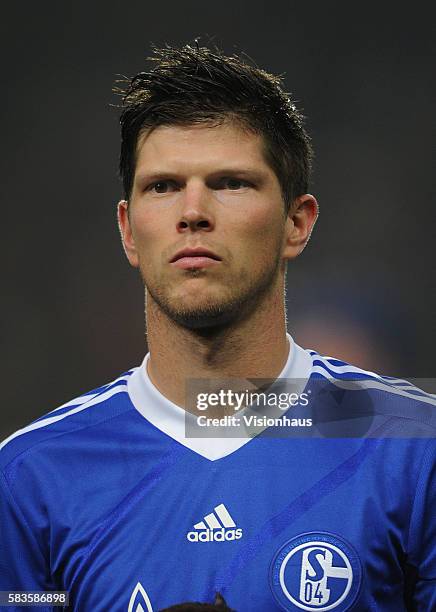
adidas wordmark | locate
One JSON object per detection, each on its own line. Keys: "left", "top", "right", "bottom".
{"left": 187, "top": 503, "right": 242, "bottom": 543}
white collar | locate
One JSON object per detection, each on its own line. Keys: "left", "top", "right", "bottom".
{"left": 127, "top": 333, "right": 313, "bottom": 461}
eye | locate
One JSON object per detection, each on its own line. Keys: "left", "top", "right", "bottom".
{"left": 147, "top": 180, "right": 178, "bottom": 194}
{"left": 220, "top": 177, "right": 251, "bottom": 190}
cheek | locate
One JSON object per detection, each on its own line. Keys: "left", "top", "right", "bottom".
{"left": 128, "top": 215, "right": 162, "bottom": 274}
{"left": 227, "top": 214, "right": 284, "bottom": 276}
{"left": 232, "top": 205, "right": 284, "bottom": 247}
{"left": 130, "top": 209, "right": 162, "bottom": 250}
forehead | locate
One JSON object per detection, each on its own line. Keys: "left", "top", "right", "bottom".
{"left": 134, "top": 121, "right": 273, "bottom": 175}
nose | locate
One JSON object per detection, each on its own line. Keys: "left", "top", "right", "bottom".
{"left": 176, "top": 181, "right": 214, "bottom": 233}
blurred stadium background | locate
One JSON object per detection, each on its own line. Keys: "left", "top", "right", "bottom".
{"left": 1, "top": 1, "right": 435, "bottom": 439}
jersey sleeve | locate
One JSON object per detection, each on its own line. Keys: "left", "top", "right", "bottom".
{"left": 0, "top": 471, "right": 55, "bottom": 611}
{"left": 407, "top": 440, "right": 436, "bottom": 610}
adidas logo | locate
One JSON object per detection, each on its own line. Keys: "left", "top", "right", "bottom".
{"left": 186, "top": 503, "right": 242, "bottom": 543}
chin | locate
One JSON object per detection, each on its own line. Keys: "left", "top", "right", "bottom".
{"left": 151, "top": 290, "right": 245, "bottom": 329}
{"left": 146, "top": 267, "right": 279, "bottom": 330}
{"left": 167, "top": 300, "right": 241, "bottom": 330}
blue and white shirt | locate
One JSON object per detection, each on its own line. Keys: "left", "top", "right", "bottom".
{"left": 1, "top": 334, "right": 435, "bottom": 611}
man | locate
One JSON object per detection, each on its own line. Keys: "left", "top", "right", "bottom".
{"left": 0, "top": 44, "right": 434, "bottom": 612}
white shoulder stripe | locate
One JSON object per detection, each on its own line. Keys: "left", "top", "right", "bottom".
{"left": 312, "top": 355, "right": 432, "bottom": 393}
{"left": 312, "top": 355, "right": 436, "bottom": 398}
{"left": 312, "top": 356, "right": 423, "bottom": 391}
{"left": 312, "top": 366, "right": 436, "bottom": 406}
{"left": 378, "top": 376, "right": 436, "bottom": 397}
{"left": 0, "top": 385, "right": 128, "bottom": 451}
{"left": 45, "top": 373, "right": 134, "bottom": 415}
{"left": 312, "top": 355, "right": 384, "bottom": 379}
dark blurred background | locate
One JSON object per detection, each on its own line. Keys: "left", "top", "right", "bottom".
{"left": 1, "top": 1, "right": 435, "bottom": 439}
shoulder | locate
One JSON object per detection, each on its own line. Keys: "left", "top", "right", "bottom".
{"left": 308, "top": 348, "right": 435, "bottom": 400}
{"left": 0, "top": 367, "right": 138, "bottom": 471}
{"left": 305, "top": 348, "right": 436, "bottom": 436}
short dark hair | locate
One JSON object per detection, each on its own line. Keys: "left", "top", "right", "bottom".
{"left": 116, "top": 43, "right": 313, "bottom": 213}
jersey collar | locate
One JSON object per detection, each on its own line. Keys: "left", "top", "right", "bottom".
{"left": 127, "top": 333, "right": 313, "bottom": 461}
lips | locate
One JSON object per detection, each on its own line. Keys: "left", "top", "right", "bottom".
{"left": 170, "top": 248, "right": 221, "bottom": 263}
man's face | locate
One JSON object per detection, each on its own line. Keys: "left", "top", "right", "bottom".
{"left": 118, "top": 121, "right": 295, "bottom": 329}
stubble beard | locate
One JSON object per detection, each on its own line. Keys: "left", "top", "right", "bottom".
{"left": 140, "top": 253, "right": 284, "bottom": 331}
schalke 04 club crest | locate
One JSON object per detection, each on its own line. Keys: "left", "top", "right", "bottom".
{"left": 269, "top": 532, "right": 362, "bottom": 611}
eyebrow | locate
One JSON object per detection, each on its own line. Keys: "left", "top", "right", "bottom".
{"left": 134, "top": 167, "right": 270, "bottom": 185}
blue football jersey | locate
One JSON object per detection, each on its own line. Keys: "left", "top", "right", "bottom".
{"left": 1, "top": 334, "right": 435, "bottom": 611}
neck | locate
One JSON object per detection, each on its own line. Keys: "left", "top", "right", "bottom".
{"left": 145, "top": 280, "right": 289, "bottom": 412}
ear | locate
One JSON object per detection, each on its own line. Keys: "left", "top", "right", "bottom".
{"left": 117, "top": 200, "right": 139, "bottom": 268}
{"left": 282, "top": 194, "right": 319, "bottom": 261}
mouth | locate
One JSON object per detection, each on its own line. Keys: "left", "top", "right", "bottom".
{"left": 170, "top": 248, "right": 222, "bottom": 270}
